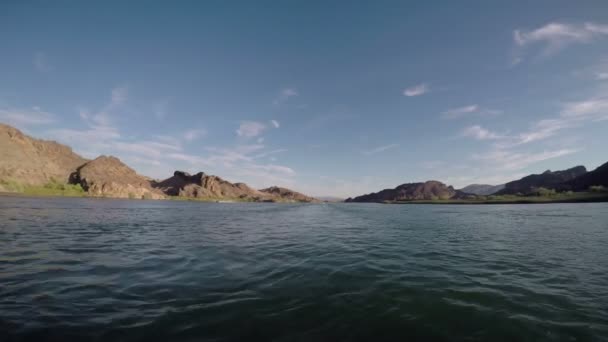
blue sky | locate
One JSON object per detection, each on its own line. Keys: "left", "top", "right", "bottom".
{"left": 1, "top": 1, "right": 608, "bottom": 197}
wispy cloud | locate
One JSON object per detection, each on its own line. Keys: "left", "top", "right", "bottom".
{"left": 0, "top": 106, "right": 54, "bottom": 127}
{"left": 270, "top": 119, "right": 280, "bottom": 128}
{"left": 236, "top": 121, "right": 266, "bottom": 138}
{"left": 183, "top": 129, "right": 206, "bottom": 142}
{"left": 33, "top": 52, "right": 52, "bottom": 72}
{"left": 473, "top": 149, "right": 579, "bottom": 171}
{"left": 442, "top": 104, "right": 501, "bottom": 119}
{"left": 461, "top": 125, "right": 503, "bottom": 140}
{"left": 443, "top": 104, "right": 478, "bottom": 118}
{"left": 273, "top": 88, "right": 298, "bottom": 105}
{"left": 362, "top": 143, "right": 399, "bottom": 155}
{"left": 79, "top": 86, "right": 129, "bottom": 127}
{"left": 513, "top": 22, "right": 608, "bottom": 62}
{"left": 403, "top": 83, "right": 429, "bottom": 97}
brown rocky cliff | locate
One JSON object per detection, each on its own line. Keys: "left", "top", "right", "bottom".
{"left": 0, "top": 123, "right": 88, "bottom": 185}
{"left": 70, "top": 156, "right": 165, "bottom": 199}
{"left": 259, "top": 186, "right": 320, "bottom": 203}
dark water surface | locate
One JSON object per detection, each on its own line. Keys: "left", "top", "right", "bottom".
{"left": 1, "top": 197, "right": 608, "bottom": 341}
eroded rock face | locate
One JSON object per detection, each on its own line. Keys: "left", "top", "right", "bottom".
{"left": 346, "top": 180, "right": 459, "bottom": 202}
{"left": 69, "top": 156, "right": 165, "bottom": 199}
{"left": 154, "top": 170, "right": 272, "bottom": 201}
{"left": 154, "top": 171, "right": 319, "bottom": 202}
{"left": 0, "top": 124, "right": 88, "bottom": 185}
{"left": 259, "top": 186, "right": 320, "bottom": 203}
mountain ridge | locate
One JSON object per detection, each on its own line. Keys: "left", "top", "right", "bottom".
{"left": 0, "top": 123, "right": 318, "bottom": 202}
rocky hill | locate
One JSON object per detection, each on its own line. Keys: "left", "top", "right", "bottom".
{"left": 153, "top": 171, "right": 319, "bottom": 202}
{"left": 259, "top": 186, "right": 320, "bottom": 203}
{"left": 496, "top": 166, "right": 587, "bottom": 195}
{"left": 69, "top": 156, "right": 165, "bottom": 199}
{"left": 0, "top": 123, "right": 319, "bottom": 202}
{"left": 459, "top": 184, "right": 505, "bottom": 196}
{"left": 345, "top": 181, "right": 460, "bottom": 202}
{"left": 560, "top": 162, "right": 608, "bottom": 191}
{"left": 0, "top": 124, "right": 88, "bottom": 185}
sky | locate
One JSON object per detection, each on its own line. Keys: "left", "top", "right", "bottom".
{"left": 1, "top": 1, "right": 608, "bottom": 197}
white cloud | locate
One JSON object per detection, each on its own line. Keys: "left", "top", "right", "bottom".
{"left": 236, "top": 121, "right": 266, "bottom": 137}
{"left": 0, "top": 107, "right": 55, "bottom": 127}
{"left": 597, "top": 72, "right": 608, "bottom": 80}
{"left": 273, "top": 88, "right": 298, "bottom": 105}
{"left": 462, "top": 125, "right": 503, "bottom": 140}
{"left": 513, "top": 22, "right": 608, "bottom": 61}
{"left": 403, "top": 83, "right": 429, "bottom": 97}
{"left": 473, "top": 149, "right": 579, "bottom": 171}
{"left": 184, "top": 129, "right": 206, "bottom": 142}
{"left": 442, "top": 105, "right": 501, "bottom": 119}
{"left": 270, "top": 119, "right": 280, "bottom": 128}
{"left": 561, "top": 97, "right": 608, "bottom": 119}
{"left": 33, "top": 52, "right": 52, "bottom": 72}
{"left": 442, "top": 105, "right": 478, "bottom": 118}
{"left": 362, "top": 143, "right": 399, "bottom": 155}
{"left": 253, "top": 148, "right": 287, "bottom": 159}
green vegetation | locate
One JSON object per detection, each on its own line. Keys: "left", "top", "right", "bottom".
{"left": 589, "top": 185, "right": 608, "bottom": 193}
{"left": 0, "top": 179, "right": 85, "bottom": 197}
{"left": 389, "top": 191, "right": 608, "bottom": 204}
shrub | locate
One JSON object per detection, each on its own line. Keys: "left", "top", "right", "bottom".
{"left": 532, "top": 187, "right": 557, "bottom": 197}
{"left": 589, "top": 185, "right": 607, "bottom": 193}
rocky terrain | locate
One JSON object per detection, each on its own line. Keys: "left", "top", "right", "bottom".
{"left": 259, "top": 186, "right": 320, "bottom": 203}
{"left": 459, "top": 184, "right": 505, "bottom": 196}
{"left": 0, "top": 123, "right": 318, "bottom": 202}
{"left": 496, "top": 166, "right": 587, "bottom": 195}
{"left": 153, "top": 171, "right": 318, "bottom": 202}
{"left": 69, "top": 156, "right": 165, "bottom": 199}
{"left": 0, "top": 123, "right": 88, "bottom": 186}
{"left": 345, "top": 181, "right": 462, "bottom": 202}
{"left": 560, "top": 162, "right": 608, "bottom": 191}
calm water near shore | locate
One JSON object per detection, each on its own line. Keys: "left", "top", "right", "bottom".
{"left": 1, "top": 196, "right": 608, "bottom": 341}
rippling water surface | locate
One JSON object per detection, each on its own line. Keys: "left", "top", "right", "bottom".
{"left": 1, "top": 197, "right": 608, "bottom": 341}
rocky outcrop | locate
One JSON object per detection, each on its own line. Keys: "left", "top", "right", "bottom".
{"left": 153, "top": 170, "right": 269, "bottom": 200}
{"left": 560, "top": 162, "right": 608, "bottom": 191}
{"left": 496, "top": 166, "right": 587, "bottom": 195}
{"left": 346, "top": 180, "right": 460, "bottom": 202}
{"left": 153, "top": 171, "right": 319, "bottom": 202}
{"left": 69, "top": 156, "right": 165, "bottom": 199}
{"left": 0, "top": 124, "right": 88, "bottom": 185}
{"left": 259, "top": 186, "right": 320, "bottom": 203}
{"left": 459, "top": 184, "right": 505, "bottom": 196}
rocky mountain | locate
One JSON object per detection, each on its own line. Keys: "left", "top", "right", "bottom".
{"left": 152, "top": 171, "right": 268, "bottom": 201}
{"left": 69, "top": 156, "right": 165, "bottom": 199}
{"left": 496, "top": 166, "right": 587, "bottom": 195}
{"left": 259, "top": 186, "right": 320, "bottom": 203}
{"left": 0, "top": 123, "right": 88, "bottom": 185}
{"left": 459, "top": 184, "right": 505, "bottom": 196}
{"left": 560, "top": 162, "right": 608, "bottom": 191}
{"left": 0, "top": 123, "right": 318, "bottom": 202}
{"left": 152, "top": 171, "right": 319, "bottom": 202}
{"left": 345, "top": 181, "right": 460, "bottom": 202}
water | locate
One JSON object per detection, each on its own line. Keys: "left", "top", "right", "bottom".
{"left": 1, "top": 197, "right": 608, "bottom": 341}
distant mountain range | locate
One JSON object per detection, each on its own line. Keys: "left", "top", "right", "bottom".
{"left": 345, "top": 164, "right": 608, "bottom": 203}
{"left": 345, "top": 181, "right": 462, "bottom": 202}
{"left": 0, "top": 123, "right": 318, "bottom": 202}
{"left": 1, "top": 122, "right": 606, "bottom": 203}
{"left": 496, "top": 166, "right": 587, "bottom": 195}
